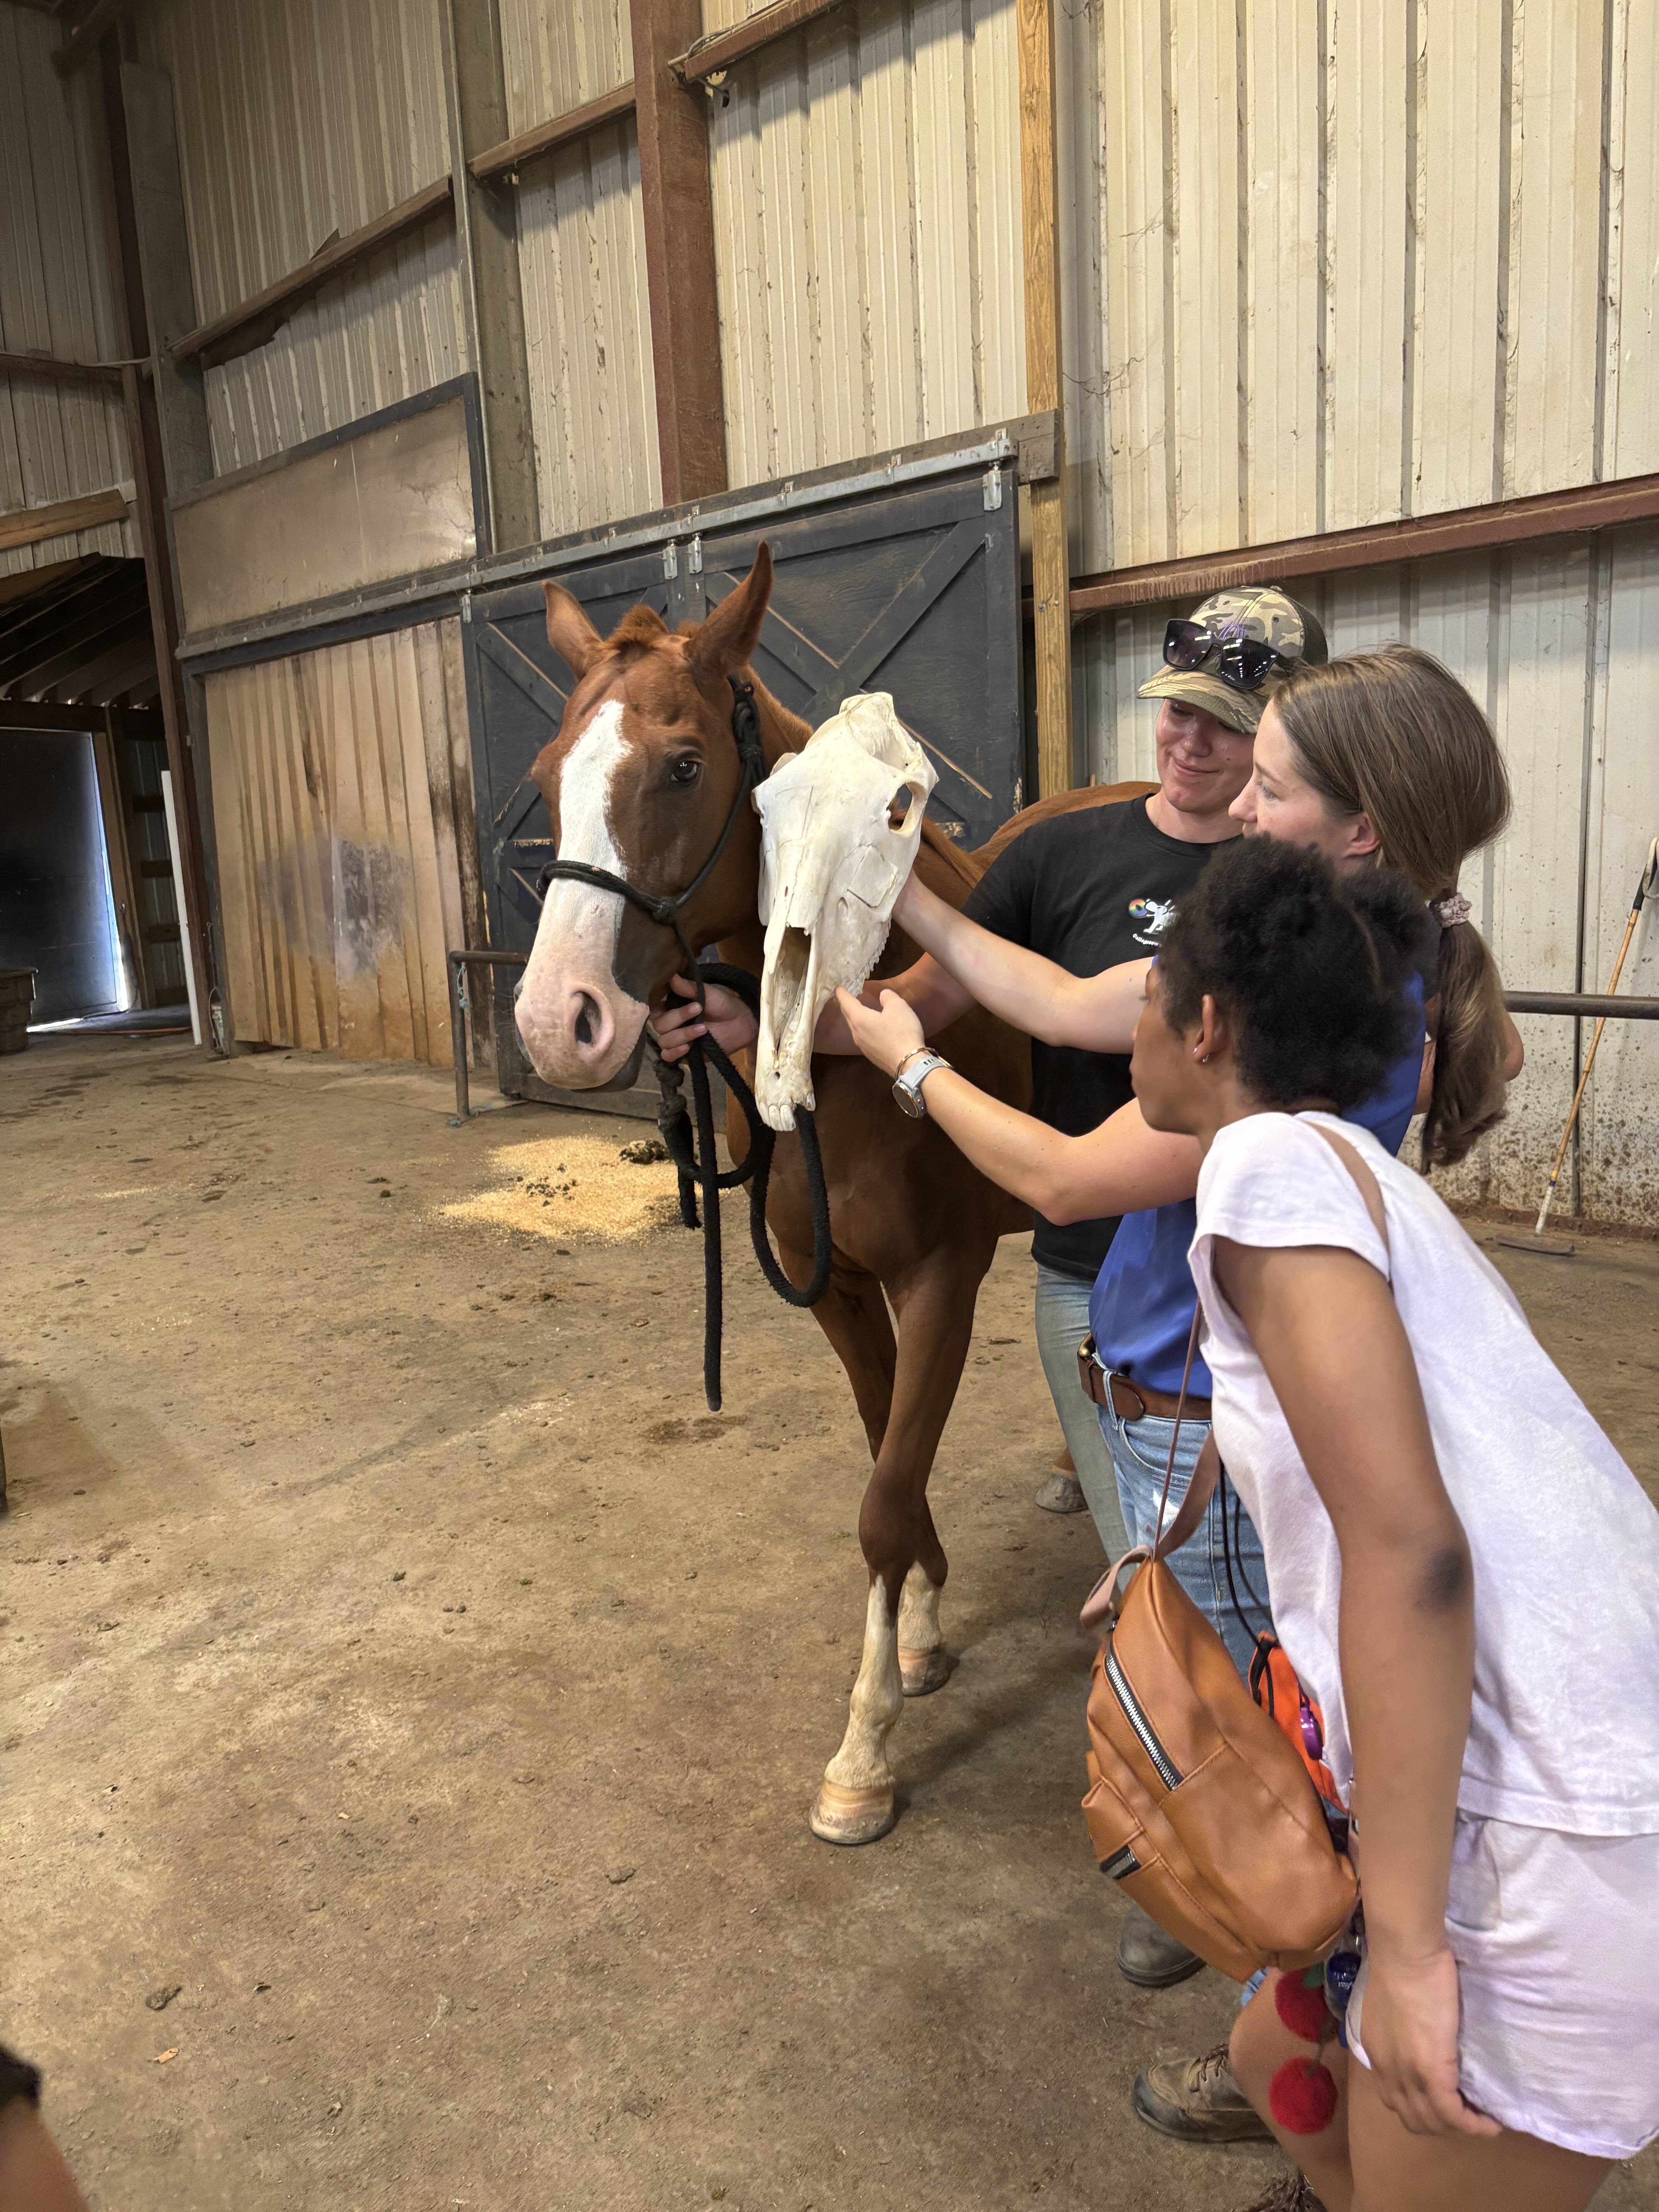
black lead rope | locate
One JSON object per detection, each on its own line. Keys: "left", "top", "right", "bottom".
{"left": 650, "top": 960, "right": 833, "bottom": 1412}
{"left": 535, "top": 675, "right": 833, "bottom": 1412}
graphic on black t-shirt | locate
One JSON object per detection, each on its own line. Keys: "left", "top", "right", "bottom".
{"left": 962, "top": 795, "right": 1235, "bottom": 1281}
{"left": 1128, "top": 896, "right": 1180, "bottom": 948}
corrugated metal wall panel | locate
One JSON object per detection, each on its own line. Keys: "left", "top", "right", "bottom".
{"left": 0, "top": 2, "right": 136, "bottom": 574}
{"left": 137, "top": 0, "right": 466, "bottom": 474}
{"left": 1068, "top": 0, "right": 1652, "bottom": 572}
{"left": 1580, "top": 528, "right": 1659, "bottom": 1220}
{"left": 707, "top": 0, "right": 1024, "bottom": 489}
{"left": 500, "top": 0, "right": 659, "bottom": 536}
{"left": 205, "top": 618, "right": 480, "bottom": 1065}
{"left": 1078, "top": 530, "right": 1659, "bottom": 1224}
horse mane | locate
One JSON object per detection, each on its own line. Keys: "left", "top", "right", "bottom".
{"left": 606, "top": 605, "right": 671, "bottom": 654}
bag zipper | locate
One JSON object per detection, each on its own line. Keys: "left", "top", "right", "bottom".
{"left": 1105, "top": 1642, "right": 1183, "bottom": 1790}
{"left": 1101, "top": 1843, "right": 1141, "bottom": 1880}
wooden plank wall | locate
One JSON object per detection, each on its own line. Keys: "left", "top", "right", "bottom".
{"left": 204, "top": 618, "right": 484, "bottom": 1067}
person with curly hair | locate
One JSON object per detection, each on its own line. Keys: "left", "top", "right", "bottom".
{"left": 1118, "top": 834, "right": 1659, "bottom": 2210}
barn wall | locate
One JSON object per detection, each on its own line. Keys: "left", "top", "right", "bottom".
{"left": 701, "top": 0, "right": 1025, "bottom": 487}
{"left": 136, "top": 0, "right": 466, "bottom": 476}
{"left": 204, "top": 619, "right": 484, "bottom": 1066}
{"left": 0, "top": 2, "right": 138, "bottom": 572}
{"left": 1058, "top": 0, "right": 1656, "bottom": 577}
{"left": 1079, "top": 530, "right": 1659, "bottom": 1227}
{"left": 500, "top": 0, "right": 660, "bottom": 536}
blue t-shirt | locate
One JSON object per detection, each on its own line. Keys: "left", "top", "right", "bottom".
{"left": 1087, "top": 974, "right": 1427, "bottom": 1396}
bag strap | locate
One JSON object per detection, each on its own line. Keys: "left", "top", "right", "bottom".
{"left": 1149, "top": 1305, "right": 1214, "bottom": 1561}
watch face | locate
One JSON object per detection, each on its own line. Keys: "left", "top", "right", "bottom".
{"left": 891, "top": 1075, "right": 926, "bottom": 1118}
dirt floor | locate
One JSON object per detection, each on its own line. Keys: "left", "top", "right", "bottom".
{"left": 3, "top": 1032, "right": 1657, "bottom": 2212}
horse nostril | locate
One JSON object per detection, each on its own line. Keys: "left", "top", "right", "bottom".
{"left": 574, "top": 994, "right": 596, "bottom": 1047}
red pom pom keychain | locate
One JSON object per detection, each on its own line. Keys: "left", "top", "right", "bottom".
{"left": 1267, "top": 2055, "right": 1340, "bottom": 2136}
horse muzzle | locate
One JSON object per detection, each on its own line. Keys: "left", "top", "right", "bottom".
{"left": 514, "top": 968, "right": 649, "bottom": 1089}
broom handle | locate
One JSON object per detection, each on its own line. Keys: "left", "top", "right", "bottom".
{"left": 1534, "top": 838, "right": 1659, "bottom": 1237}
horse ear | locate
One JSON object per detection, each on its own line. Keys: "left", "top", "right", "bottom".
{"left": 544, "top": 582, "right": 604, "bottom": 677}
{"left": 686, "top": 543, "right": 774, "bottom": 689}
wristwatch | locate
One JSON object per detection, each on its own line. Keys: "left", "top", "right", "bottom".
{"left": 891, "top": 1046, "right": 950, "bottom": 1118}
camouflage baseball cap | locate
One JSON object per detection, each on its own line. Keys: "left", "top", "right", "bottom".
{"left": 1138, "top": 586, "right": 1329, "bottom": 735}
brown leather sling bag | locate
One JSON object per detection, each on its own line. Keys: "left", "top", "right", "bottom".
{"left": 1077, "top": 1125, "right": 1381, "bottom": 1980}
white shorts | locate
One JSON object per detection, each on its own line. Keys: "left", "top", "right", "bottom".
{"left": 1347, "top": 1815, "right": 1659, "bottom": 2160}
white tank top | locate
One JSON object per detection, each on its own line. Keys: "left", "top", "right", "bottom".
{"left": 1189, "top": 1111, "right": 1659, "bottom": 1836}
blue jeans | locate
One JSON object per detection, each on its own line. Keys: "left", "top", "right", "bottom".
{"left": 1033, "top": 1264, "right": 1129, "bottom": 1558}
{"left": 1096, "top": 1396, "right": 1272, "bottom": 1679}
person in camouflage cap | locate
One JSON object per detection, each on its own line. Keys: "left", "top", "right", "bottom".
{"left": 1139, "top": 584, "right": 1328, "bottom": 735}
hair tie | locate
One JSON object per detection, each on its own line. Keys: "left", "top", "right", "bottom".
{"left": 1433, "top": 891, "right": 1472, "bottom": 928}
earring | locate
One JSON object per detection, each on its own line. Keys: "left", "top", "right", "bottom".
{"left": 1193, "top": 1047, "right": 1209, "bottom": 1064}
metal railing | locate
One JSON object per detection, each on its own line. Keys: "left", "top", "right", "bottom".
{"left": 447, "top": 949, "right": 526, "bottom": 1123}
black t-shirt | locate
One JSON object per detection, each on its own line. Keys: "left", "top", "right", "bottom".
{"left": 962, "top": 796, "right": 1226, "bottom": 1280}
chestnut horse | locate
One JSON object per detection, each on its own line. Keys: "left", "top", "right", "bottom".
{"left": 515, "top": 544, "right": 1142, "bottom": 1844}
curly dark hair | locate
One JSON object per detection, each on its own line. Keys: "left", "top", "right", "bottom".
{"left": 1156, "top": 838, "right": 1435, "bottom": 1112}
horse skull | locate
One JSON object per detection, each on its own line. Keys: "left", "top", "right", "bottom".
{"left": 753, "top": 692, "right": 936, "bottom": 1132}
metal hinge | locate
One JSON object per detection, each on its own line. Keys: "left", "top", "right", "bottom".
{"left": 982, "top": 462, "right": 1003, "bottom": 512}
{"left": 688, "top": 534, "right": 703, "bottom": 574}
{"left": 662, "top": 541, "right": 679, "bottom": 579}
{"left": 460, "top": 588, "right": 473, "bottom": 624}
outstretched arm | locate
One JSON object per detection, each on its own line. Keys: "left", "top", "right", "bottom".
{"left": 1212, "top": 1233, "right": 1491, "bottom": 2142}
{"left": 893, "top": 874, "right": 1151, "bottom": 1052}
{"left": 649, "top": 953, "right": 974, "bottom": 1065}
{"left": 835, "top": 987, "right": 1199, "bottom": 1219}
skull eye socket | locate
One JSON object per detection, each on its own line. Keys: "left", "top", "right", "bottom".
{"left": 667, "top": 754, "right": 702, "bottom": 788}
{"left": 887, "top": 785, "right": 914, "bottom": 831}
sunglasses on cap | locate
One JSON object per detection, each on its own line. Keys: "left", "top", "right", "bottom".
{"left": 1162, "top": 614, "right": 1293, "bottom": 694}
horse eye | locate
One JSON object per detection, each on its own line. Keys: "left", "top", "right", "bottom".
{"left": 668, "top": 754, "right": 702, "bottom": 787}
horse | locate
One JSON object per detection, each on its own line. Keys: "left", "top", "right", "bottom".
{"left": 514, "top": 544, "right": 1144, "bottom": 1844}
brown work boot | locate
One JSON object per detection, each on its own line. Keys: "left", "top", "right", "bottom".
{"left": 1116, "top": 1900, "right": 1205, "bottom": 1988}
{"left": 1132, "top": 2039, "right": 1273, "bottom": 2144}
{"left": 1234, "top": 2173, "right": 1326, "bottom": 2210}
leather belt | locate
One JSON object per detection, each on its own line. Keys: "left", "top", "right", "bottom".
{"left": 1077, "top": 1333, "right": 1211, "bottom": 1422}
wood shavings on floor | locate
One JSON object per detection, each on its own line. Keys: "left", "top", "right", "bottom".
{"left": 440, "top": 1131, "right": 685, "bottom": 1244}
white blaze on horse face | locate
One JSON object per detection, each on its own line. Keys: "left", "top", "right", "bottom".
{"left": 514, "top": 697, "right": 651, "bottom": 1088}
{"left": 752, "top": 692, "right": 937, "bottom": 1132}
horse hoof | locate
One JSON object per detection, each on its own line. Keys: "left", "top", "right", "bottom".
{"left": 1034, "top": 1472, "right": 1088, "bottom": 1515}
{"left": 809, "top": 1778, "right": 897, "bottom": 1846}
{"left": 899, "top": 1644, "right": 952, "bottom": 1697}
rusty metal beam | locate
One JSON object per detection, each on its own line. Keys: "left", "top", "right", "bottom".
{"left": 1068, "top": 472, "right": 1659, "bottom": 617}
{"left": 0, "top": 346, "right": 147, "bottom": 386}
{"left": 672, "top": 0, "right": 848, "bottom": 81}
{"left": 170, "top": 176, "right": 455, "bottom": 369}
{"left": 468, "top": 80, "right": 637, "bottom": 185}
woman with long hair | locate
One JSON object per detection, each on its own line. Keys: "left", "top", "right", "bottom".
{"left": 1118, "top": 832, "right": 1659, "bottom": 2209}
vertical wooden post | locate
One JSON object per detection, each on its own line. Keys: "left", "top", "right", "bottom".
{"left": 629, "top": 0, "right": 728, "bottom": 505}
{"left": 1017, "top": 0, "right": 1074, "bottom": 796}
{"left": 445, "top": 0, "right": 539, "bottom": 553}
{"left": 88, "top": 45, "right": 215, "bottom": 1022}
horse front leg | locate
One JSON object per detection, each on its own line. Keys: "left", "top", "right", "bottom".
{"left": 810, "top": 1249, "right": 983, "bottom": 1845}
